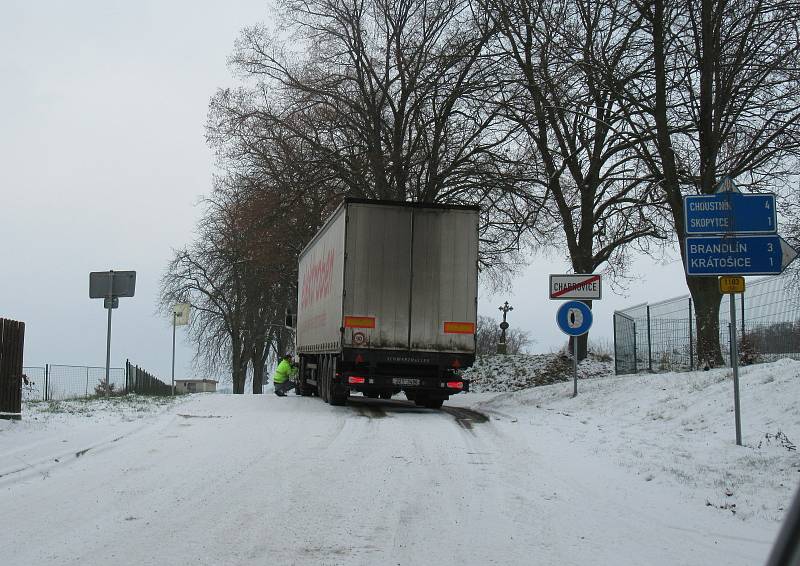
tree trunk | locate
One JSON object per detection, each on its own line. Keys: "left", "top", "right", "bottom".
{"left": 687, "top": 277, "right": 724, "bottom": 368}
{"left": 232, "top": 366, "right": 244, "bottom": 394}
{"left": 231, "top": 344, "right": 247, "bottom": 394}
{"left": 251, "top": 348, "right": 265, "bottom": 394}
{"left": 649, "top": 0, "right": 725, "bottom": 368}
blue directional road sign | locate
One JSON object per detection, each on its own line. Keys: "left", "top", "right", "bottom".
{"left": 685, "top": 235, "right": 798, "bottom": 276}
{"left": 556, "top": 301, "right": 593, "bottom": 336}
{"left": 684, "top": 192, "right": 777, "bottom": 235}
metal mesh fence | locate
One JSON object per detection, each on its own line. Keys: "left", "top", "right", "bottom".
{"left": 21, "top": 365, "right": 125, "bottom": 401}
{"left": 21, "top": 366, "right": 46, "bottom": 401}
{"left": 614, "top": 271, "right": 800, "bottom": 374}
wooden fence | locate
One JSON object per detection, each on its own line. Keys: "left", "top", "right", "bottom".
{"left": 0, "top": 318, "right": 25, "bottom": 420}
{"left": 126, "top": 360, "right": 172, "bottom": 395}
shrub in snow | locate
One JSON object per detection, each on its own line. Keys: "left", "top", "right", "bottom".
{"left": 738, "top": 336, "right": 760, "bottom": 366}
{"left": 93, "top": 378, "right": 125, "bottom": 397}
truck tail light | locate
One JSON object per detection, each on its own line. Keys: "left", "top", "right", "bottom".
{"left": 348, "top": 376, "right": 366, "bottom": 384}
{"left": 446, "top": 381, "right": 464, "bottom": 390}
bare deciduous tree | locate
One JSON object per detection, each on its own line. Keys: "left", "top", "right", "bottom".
{"left": 604, "top": 0, "right": 800, "bottom": 365}
{"left": 483, "top": 0, "right": 668, "bottom": 358}
{"left": 226, "top": 0, "right": 542, "bottom": 274}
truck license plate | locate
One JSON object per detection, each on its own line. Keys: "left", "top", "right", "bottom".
{"left": 392, "top": 378, "right": 420, "bottom": 386}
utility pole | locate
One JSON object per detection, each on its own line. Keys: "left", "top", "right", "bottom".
{"left": 497, "top": 301, "right": 513, "bottom": 354}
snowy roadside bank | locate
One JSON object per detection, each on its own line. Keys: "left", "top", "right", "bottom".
{"left": 458, "top": 358, "right": 800, "bottom": 524}
{"left": 464, "top": 352, "right": 614, "bottom": 392}
{"left": 0, "top": 395, "right": 185, "bottom": 482}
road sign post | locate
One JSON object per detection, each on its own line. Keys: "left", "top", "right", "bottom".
{"left": 550, "top": 274, "right": 602, "bottom": 300}
{"left": 682, "top": 176, "right": 799, "bottom": 445}
{"left": 685, "top": 193, "right": 777, "bottom": 235}
{"left": 729, "top": 291, "right": 742, "bottom": 446}
{"left": 556, "top": 301, "right": 593, "bottom": 397}
{"left": 685, "top": 235, "right": 797, "bottom": 276}
{"left": 717, "top": 277, "right": 745, "bottom": 446}
{"left": 105, "top": 273, "right": 113, "bottom": 399}
{"left": 550, "top": 274, "right": 601, "bottom": 396}
{"left": 719, "top": 276, "right": 745, "bottom": 294}
{"left": 90, "top": 270, "right": 136, "bottom": 398}
{"left": 171, "top": 303, "right": 190, "bottom": 395}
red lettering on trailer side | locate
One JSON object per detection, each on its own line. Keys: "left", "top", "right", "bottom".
{"left": 301, "top": 249, "right": 335, "bottom": 309}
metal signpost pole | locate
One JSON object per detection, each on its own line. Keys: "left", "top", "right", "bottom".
{"left": 171, "top": 311, "right": 177, "bottom": 396}
{"left": 573, "top": 336, "right": 578, "bottom": 398}
{"left": 682, "top": 176, "right": 800, "bottom": 446}
{"left": 556, "top": 300, "right": 593, "bottom": 398}
{"left": 90, "top": 270, "right": 136, "bottom": 399}
{"left": 550, "top": 276, "right": 600, "bottom": 397}
{"left": 105, "top": 271, "right": 114, "bottom": 399}
{"left": 730, "top": 292, "right": 742, "bottom": 446}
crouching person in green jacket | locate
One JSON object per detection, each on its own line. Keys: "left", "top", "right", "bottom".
{"left": 273, "top": 354, "right": 298, "bottom": 397}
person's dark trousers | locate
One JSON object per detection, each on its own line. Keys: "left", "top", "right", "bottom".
{"left": 274, "top": 380, "right": 296, "bottom": 396}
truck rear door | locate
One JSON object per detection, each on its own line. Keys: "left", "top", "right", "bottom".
{"left": 343, "top": 203, "right": 412, "bottom": 349}
{"left": 409, "top": 208, "right": 478, "bottom": 353}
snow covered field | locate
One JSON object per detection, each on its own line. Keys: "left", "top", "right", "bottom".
{"left": 2, "top": 358, "right": 798, "bottom": 565}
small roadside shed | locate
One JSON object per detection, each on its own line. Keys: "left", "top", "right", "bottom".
{"left": 175, "top": 379, "right": 217, "bottom": 393}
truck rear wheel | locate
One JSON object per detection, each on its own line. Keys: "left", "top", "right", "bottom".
{"left": 320, "top": 357, "right": 330, "bottom": 403}
{"left": 378, "top": 392, "right": 393, "bottom": 400}
{"left": 319, "top": 355, "right": 346, "bottom": 406}
{"left": 328, "top": 356, "right": 347, "bottom": 406}
{"left": 296, "top": 358, "right": 315, "bottom": 396}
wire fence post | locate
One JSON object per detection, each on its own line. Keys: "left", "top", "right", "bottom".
{"left": 45, "top": 363, "right": 49, "bottom": 401}
{"left": 646, "top": 305, "right": 653, "bottom": 372}
{"left": 613, "top": 313, "right": 618, "bottom": 375}
{"left": 741, "top": 292, "right": 745, "bottom": 337}
{"left": 688, "top": 298, "right": 694, "bottom": 371}
{"left": 85, "top": 366, "right": 89, "bottom": 397}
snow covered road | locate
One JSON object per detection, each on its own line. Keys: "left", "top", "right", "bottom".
{"left": 1, "top": 383, "right": 787, "bottom": 565}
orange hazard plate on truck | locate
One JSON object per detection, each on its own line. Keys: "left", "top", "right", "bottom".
{"left": 443, "top": 321, "right": 475, "bottom": 334}
{"left": 344, "top": 316, "right": 376, "bottom": 329}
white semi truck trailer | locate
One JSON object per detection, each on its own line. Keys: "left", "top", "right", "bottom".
{"left": 294, "top": 198, "right": 479, "bottom": 408}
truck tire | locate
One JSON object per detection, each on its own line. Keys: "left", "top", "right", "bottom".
{"left": 296, "top": 359, "right": 315, "bottom": 396}
{"left": 378, "top": 392, "right": 393, "bottom": 400}
{"left": 328, "top": 357, "right": 347, "bottom": 406}
{"left": 320, "top": 357, "right": 330, "bottom": 403}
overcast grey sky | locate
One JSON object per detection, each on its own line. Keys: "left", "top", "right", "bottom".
{"left": 0, "top": 0, "right": 690, "bottom": 383}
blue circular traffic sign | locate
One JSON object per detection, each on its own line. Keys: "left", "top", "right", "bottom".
{"left": 556, "top": 301, "right": 593, "bottom": 336}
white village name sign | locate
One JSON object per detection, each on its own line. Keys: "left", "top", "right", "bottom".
{"left": 549, "top": 274, "right": 602, "bottom": 300}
